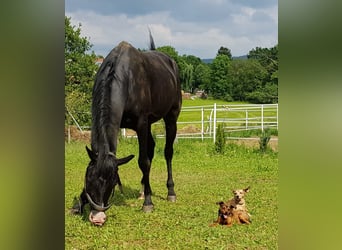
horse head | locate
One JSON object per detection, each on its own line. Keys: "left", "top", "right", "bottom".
{"left": 84, "top": 146, "right": 134, "bottom": 225}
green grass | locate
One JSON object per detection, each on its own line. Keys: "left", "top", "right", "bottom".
{"left": 179, "top": 99, "right": 249, "bottom": 123}
{"left": 65, "top": 139, "right": 278, "bottom": 249}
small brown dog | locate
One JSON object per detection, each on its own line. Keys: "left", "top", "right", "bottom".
{"left": 210, "top": 201, "right": 234, "bottom": 226}
{"left": 210, "top": 201, "right": 250, "bottom": 227}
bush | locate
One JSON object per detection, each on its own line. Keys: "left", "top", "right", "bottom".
{"left": 259, "top": 128, "right": 271, "bottom": 153}
{"left": 215, "top": 123, "right": 226, "bottom": 154}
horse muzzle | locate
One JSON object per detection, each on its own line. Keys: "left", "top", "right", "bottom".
{"left": 85, "top": 191, "right": 112, "bottom": 212}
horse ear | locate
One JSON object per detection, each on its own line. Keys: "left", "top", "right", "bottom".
{"left": 244, "top": 186, "right": 250, "bottom": 192}
{"left": 86, "top": 146, "right": 97, "bottom": 161}
{"left": 117, "top": 154, "right": 134, "bottom": 166}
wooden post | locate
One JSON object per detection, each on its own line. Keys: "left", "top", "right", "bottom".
{"left": 68, "top": 125, "right": 71, "bottom": 143}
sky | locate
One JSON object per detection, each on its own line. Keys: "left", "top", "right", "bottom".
{"left": 65, "top": 0, "right": 278, "bottom": 59}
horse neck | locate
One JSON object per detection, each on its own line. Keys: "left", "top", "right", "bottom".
{"left": 91, "top": 125, "right": 119, "bottom": 156}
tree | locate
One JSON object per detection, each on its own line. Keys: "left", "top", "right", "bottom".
{"left": 209, "top": 54, "right": 232, "bottom": 101}
{"left": 180, "top": 54, "right": 202, "bottom": 92}
{"left": 181, "top": 63, "right": 194, "bottom": 92}
{"left": 248, "top": 45, "right": 278, "bottom": 84}
{"left": 156, "top": 46, "right": 179, "bottom": 62}
{"left": 217, "top": 46, "right": 232, "bottom": 60}
{"left": 247, "top": 45, "right": 278, "bottom": 103}
{"left": 228, "top": 59, "right": 268, "bottom": 101}
{"left": 65, "top": 16, "right": 98, "bottom": 126}
{"left": 182, "top": 54, "right": 202, "bottom": 69}
{"left": 194, "top": 63, "right": 211, "bottom": 92}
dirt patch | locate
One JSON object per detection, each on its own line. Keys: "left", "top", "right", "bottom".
{"left": 228, "top": 136, "right": 278, "bottom": 151}
{"left": 65, "top": 126, "right": 91, "bottom": 143}
{"left": 65, "top": 125, "right": 278, "bottom": 151}
{"left": 178, "top": 125, "right": 201, "bottom": 134}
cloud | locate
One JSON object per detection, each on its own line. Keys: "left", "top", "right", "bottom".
{"left": 65, "top": 1, "right": 277, "bottom": 58}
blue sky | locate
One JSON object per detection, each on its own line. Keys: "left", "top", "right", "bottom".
{"left": 65, "top": 0, "right": 277, "bottom": 58}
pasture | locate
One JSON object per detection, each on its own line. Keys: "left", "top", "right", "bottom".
{"left": 65, "top": 137, "right": 278, "bottom": 249}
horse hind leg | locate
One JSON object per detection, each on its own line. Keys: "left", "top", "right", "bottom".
{"left": 164, "top": 116, "right": 177, "bottom": 202}
{"left": 137, "top": 121, "right": 155, "bottom": 212}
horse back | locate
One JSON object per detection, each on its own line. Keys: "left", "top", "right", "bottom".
{"left": 94, "top": 41, "right": 181, "bottom": 128}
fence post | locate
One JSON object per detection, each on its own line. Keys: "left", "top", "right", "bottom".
{"left": 261, "top": 104, "right": 264, "bottom": 132}
{"left": 68, "top": 125, "right": 71, "bottom": 143}
{"left": 276, "top": 104, "right": 278, "bottom": 130}
{"left": 213, "top": 103, "right": 217, "bottom": 143}
{"left": 209, "top": 109, "right": 213, "bottom": 137}
{"left": 201, "top": 107, "right": 204, "bottom": 141}
{"left": 245, "top": 110, "right": 248, "bottom": 130}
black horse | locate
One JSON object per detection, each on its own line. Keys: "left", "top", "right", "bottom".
{"left": 72, "top": 35, "right": 182, "bottom": 225}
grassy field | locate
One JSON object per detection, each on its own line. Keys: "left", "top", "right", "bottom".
{"left": 65, "top": 138, "right": 278, "bottom": 249}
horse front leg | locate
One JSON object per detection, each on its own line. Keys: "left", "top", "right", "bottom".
{"left": 137, "top": 121, "right": 154, "bottom": 212}
{"left": 70, "top": 189, "right": 88, "bottom": 214}
{"left": 138, "top": 130, "right": 155, "bottom": 200}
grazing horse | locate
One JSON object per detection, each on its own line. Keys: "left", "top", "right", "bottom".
{"left": 71, "top": 35, "right": 182, "bottom": 225}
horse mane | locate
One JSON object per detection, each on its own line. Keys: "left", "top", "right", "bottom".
{"left": 91, "top": 59, "right": 116, "bottom": 155}
{"left": 91, "top": 32, "right": 157, "bottom": 155}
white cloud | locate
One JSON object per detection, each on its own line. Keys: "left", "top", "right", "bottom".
{"left": 66, "top": 5, "right": 277, "bottom": 59}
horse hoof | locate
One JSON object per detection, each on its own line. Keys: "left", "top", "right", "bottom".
{"left": 142, "top": 204, "right": 154, "bottom": 213}
{"left": 70, "top": 207, "right": 80, "bottom": 214}
{"left": 167, "top": 195, "right": 176, "bottom": 202}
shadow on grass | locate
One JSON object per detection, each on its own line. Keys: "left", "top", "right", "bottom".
{"left": 111, "top": 185, "right": 141, "bottom": 206}
{"left": 112, "top": 184, "right": 172, "bottom": 204}
{"left": 70, "top": 184, "right": 172, "bottom": 222}
{"left": 69, "top": 185, "right": 140, "bottom": 222}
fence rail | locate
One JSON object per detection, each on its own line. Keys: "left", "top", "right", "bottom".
{"left": 66, "top": 103, "right": 278, "bottom": 143}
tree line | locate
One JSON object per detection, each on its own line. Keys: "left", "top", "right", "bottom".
{"left": 65, "top": 16, "right": 278, "bottom": 126}
{"left": 156, "top": 44, "right": 278, "bottom": 103}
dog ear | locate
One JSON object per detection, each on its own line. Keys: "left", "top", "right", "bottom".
{"left": 244, "top": 186, "right": 250, "bottom": 192}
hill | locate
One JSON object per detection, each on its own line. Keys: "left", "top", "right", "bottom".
{"left": 201, "top": 55, "right": 247, "bottom": 64}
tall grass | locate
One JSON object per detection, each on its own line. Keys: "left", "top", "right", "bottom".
{"left": 65, "top": 139, "right": 278, "bottom": 249}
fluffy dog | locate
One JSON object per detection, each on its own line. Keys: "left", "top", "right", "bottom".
{"left": 226, "top": 186, "right": 251, "bottom": 224}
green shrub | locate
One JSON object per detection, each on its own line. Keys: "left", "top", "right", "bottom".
{"left": 215, "top": 123, "right": 226, "bottom": 154}
{"left": 259, "top": 128, "right": 271, "bottom": 152}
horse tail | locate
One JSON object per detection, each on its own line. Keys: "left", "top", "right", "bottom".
{"left": 148, "top": 27, "right": 156, "bottom": 50}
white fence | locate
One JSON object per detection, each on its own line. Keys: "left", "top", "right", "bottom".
{"left": 67, "top": 103, "right": 278, "bottom": 143}
{"left": 124, "top": 103, "right": 278, "bottom": 143}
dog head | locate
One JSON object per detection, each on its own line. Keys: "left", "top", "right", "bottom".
{"left": 232, "top": 186, "right": 250, "bottom": 202}
{"left": 216, "top": 201, "right": 230, "bottom": 216}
